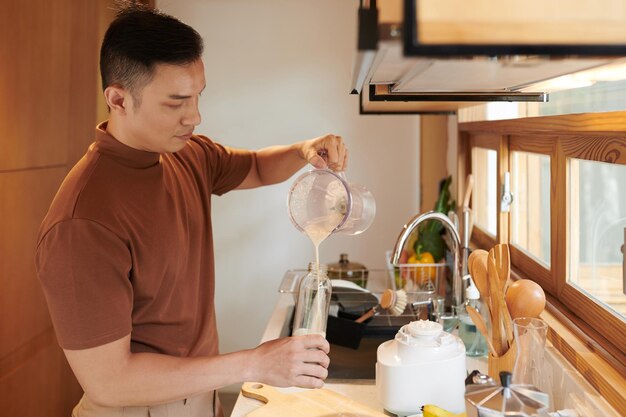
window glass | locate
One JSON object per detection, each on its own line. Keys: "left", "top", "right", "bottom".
{"left": 471, "top": 147, "right": 497, "bottom": 236}
{"left": 538, "top": 80, "right": 626, "bottom": 117}
{"left": 569, "top": 159, "right": 626, "bottom": 319}
{"left": 460, "top": 80, "right": 626, "bottom": 122}
{"left": 510, "top": 151, "right": 551, "bottom": 266}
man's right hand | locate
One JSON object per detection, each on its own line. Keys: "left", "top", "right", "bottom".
{"left": 249, "top": 335, "right": 330, "bottom": 388}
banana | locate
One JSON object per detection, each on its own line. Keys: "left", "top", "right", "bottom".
{"left": 421, "top": 404, "right": 467, "bottom": 417}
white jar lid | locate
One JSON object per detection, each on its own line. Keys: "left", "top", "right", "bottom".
{"left": 406, "top": 320, "right": 443, "bottom": 338}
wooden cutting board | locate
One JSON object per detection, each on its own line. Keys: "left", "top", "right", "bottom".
{"left": 241, "top": 382, "right": 388, "bottom": 417}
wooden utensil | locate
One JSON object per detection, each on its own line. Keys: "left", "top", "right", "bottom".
{"left": 493, "top": 243, "right": 511, "bottom": 290}
{"left": 487, "top": 250, "right": 507, "bottom": 356}
{"left": 241, "top": 382, "right": 388, "bottom": 417}
{"left": 466, "top": 305, "right": 497, "bottom": 357}
{"left": 467, "top": 249, "right": 486, "bottom": 278}
{"left": 468, "top": 249, "right": 490, "bottom": 309}
{"left": 468, "top": 249, "right": 492, "bottom": 329}
{"left": 493, "top": 244, "right": 514, "bottom": 345}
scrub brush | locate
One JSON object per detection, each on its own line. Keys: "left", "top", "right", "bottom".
{"left": 355, "top": 289, "right": 407, "bottom": 323}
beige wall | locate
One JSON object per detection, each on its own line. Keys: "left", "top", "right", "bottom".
{"left": 157, "top": 0, "right": 422, "bottom": 392}
{"left": 0, "top": 1, "right": 424, "bottom": 406}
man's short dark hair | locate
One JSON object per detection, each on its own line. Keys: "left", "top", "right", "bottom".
{"left": 100, "top": 2, "right": 204, "bottom": 104}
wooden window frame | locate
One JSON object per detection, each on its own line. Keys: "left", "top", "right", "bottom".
{"left": 459, "top": 111, "right": 626, "bottom": 414}
{"left": 508, "top": 135, "right": 555, "bottom": 294}
{"left": 468, "top": 133, "right": 507, "bottom": 249}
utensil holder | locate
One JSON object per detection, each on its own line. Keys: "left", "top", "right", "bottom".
{"left": 487, "top": 342, "right": 517, "bottom": 380}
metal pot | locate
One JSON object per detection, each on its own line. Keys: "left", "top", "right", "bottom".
{"left": 327, "top": 253, "right": 368, "bottom": 288}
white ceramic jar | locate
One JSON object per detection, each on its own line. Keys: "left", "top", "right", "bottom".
{"left": 376, "top": 320, "right": 466, "bottom": 416}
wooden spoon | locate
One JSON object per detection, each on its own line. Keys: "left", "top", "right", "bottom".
{"left": 468, "top": 249, "right": 492, "bottom": 324}
{"left": 466, "top": 305, "right": 497, "bottom": 357}
{"left": 467, "top": 249, "right": 484, "bottom": 277}
{"left": 487, "top": 250, "right": 506, "bottom": 356}
{"left": 468, "top": 249, "right": 490, "bottom": 300}
{"left": 494, "top": 244, "right": 514, "bottom": 345}
{"left": 494, "top": 243, "right": 511, "bottom": 290}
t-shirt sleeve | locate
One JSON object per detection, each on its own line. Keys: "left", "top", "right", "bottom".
{"left": 193, "top": 135, "right": 253, "bottom": 196}
{"left": 36, "top": 219, "right": 133, "bottom": 350}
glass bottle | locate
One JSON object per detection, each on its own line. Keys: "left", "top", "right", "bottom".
{"left": 459, "top": 279, "right": 488, "bottom": 357}
{"left": 292, "top": 263, "right": 332, "bottom": 337}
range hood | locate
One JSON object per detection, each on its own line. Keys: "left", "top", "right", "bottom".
{"left": 354, "top": 0, "right": 626, "bottom": 114}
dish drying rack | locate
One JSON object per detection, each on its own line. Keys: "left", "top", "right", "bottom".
{"left": 383, "top": 250, "right": 448, "bottom": 300}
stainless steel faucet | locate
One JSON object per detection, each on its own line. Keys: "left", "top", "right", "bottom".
{"left": 391, "top": 211, "right": 464, "bottom": 312}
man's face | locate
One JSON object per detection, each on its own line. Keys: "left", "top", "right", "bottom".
{"left": 123, "top": 59, "right": 206, "bottom": 154}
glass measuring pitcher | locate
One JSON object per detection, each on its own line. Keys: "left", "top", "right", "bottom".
{"left": 512, "top": 317, "right": 548, "bottom": 387}
{"left": 287, "top": 169, "right": 376, "bottom": 236}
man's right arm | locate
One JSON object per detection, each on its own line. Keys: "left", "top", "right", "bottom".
{"left": 64, "top": 333, "right": 330, "bottom": 408}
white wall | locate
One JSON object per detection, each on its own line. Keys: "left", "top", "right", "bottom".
{"left": 157, "top": 0, "right": 420, "bottom": 377}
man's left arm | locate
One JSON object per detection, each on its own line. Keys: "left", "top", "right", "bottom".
{"left": 236, "top": 134, "right": 347, "bottom": 189}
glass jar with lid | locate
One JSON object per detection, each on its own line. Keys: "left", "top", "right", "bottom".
{"left": 327, "top": 253, "right": 369, "bottom": 288}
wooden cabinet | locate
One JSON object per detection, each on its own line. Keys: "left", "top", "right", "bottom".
{"left": 358, "top": 0, "right": 626, "bottom": 114}
{"left": 0, "top": 0, "right": 71, "bottom": 170}
{"left": 0, "top": 0, "right": 100, "bottom": 415}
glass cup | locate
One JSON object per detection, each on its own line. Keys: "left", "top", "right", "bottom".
{"left": 512, "top": 317, "right": 548, "bottom": 387}
{"left": 287, "top": 169, "right": 376, "bottom": 236}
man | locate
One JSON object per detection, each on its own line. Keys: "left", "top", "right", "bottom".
{"left": 36, "top": 4, "right": 346, "bottom": 417}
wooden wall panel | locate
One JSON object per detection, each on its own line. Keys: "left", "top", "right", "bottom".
{"left": 69, "top": 0, "right": 99, "bottom": 166}
{"left": 0, "top": 0, "right": 100, "bottom": 415}
{"left": 0, "top": 343, "right": 81, "bottom": 417}
{"left": 420, "top": 115, "right": 449, "bottom": 212}
{"left": 96, "top": 1, "right": 118, "bottom": 126}
{"left": 0, "top": 0, "right": 71, "bottom": 171}
{"left": 0, "top": 168, "right": 67, "bottom": 358}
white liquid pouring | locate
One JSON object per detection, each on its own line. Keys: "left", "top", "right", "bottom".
{"left": 294, "top": 215, "right": 342, "bottom": 337}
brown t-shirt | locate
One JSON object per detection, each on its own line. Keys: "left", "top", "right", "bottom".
{"left": 36, "top": 122, "right": 252, "bottom": 356}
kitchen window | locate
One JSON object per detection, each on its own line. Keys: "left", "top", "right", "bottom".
{"left": 510, "top": 150, "right": 551, "bottom": 267}
{"left": 459, "top": 112, "right": 626, "bottom": 413}
{"left": 568, "top": 158, "right": 626, "bottom": 319}
{"left": 468, "top": 133, "right": 505, "bottom": 250}
{"left": 471, "top": 146, "right": 498, "bottom": 237}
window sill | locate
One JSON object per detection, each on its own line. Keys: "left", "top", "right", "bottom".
{"left": 490, "top": 267, "right": 626, "bottom": 415}
{"left": 538, "top": 297, "right": 625, "bottom": 415}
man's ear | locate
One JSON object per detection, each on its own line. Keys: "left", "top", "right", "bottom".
{"left": 104, "top": 85, "right": 130, "bottom": 114}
